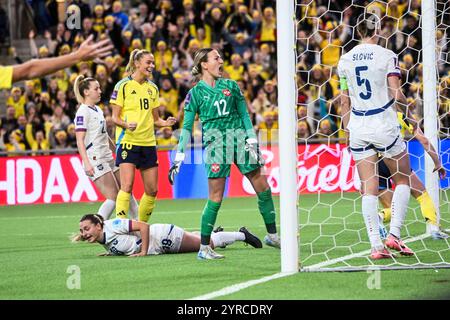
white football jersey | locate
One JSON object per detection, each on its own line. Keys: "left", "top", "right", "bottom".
{"left": 74, "top": 104, "right": 113, "bottom": 164}
{"left": 338, "top": 43, "right": 401, "bottom": 126}
{"left": 100, "top": 220, "right": 184, "bottom": 256}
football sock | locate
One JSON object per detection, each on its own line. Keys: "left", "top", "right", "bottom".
{"left": 417, "top": 191, "right": 438, "bottom": 226}
{"left": 138, "top": 193, "right": 156, "bottom": 222}
{"left": 97, "top": 199, "right": 115, "bottom": 220}
{"left": 200, "top": 200, "right": 221, "bottom": 245}
{"left": 362, "top": 195, "right": 384, "bottom": 250}
{"left": 257, "top": 188, "right": 277, "bottom": 234}
{"left": 211, "top": 232, "right": 245, "bottom": 248}
{"left": 381, "top": 208, "right": 391, "bottom": 223}
{"left": 389, "top": 184, "right": 410, "bottom": 239}
{"left": 129, "top": 194, "right": 139, "bottom": 220}
{"left": 115, "top": 190, "right": 130, "bottom": 218}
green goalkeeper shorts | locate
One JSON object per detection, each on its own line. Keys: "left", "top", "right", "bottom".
{"left": 204, "top": 139, "right": 262, "bottom": 178}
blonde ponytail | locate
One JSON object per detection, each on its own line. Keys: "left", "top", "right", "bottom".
{"left": 74, "top": 75, "right": 85, "bottom": 104}
{"left": 73, "top": 75, "right": 97, "bottom": 105}
{"left": 125, "top": 49, "right": 152, "bottom": 75}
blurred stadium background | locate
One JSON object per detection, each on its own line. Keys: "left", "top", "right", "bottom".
{"left": 0, "top": 0, "right": 449, "bottom": 299}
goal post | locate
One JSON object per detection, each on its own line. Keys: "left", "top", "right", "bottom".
{"left": 421, "top": 0, "right": 440, "bottom": 227}
{"left": 277, "top": 0, "right": 299, "bottom": 274}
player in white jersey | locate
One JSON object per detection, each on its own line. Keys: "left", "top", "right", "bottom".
{"left": 338, "top": 12, "right": 416, "bottom": 259}
{"left": 74, "top": 76, "right": 138, "bottom": 220}
{"left": 74, "top": 214, "right": 263, "bottom": 256}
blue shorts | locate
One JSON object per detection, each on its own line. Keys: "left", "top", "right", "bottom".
{"left": 116, "top": 144, "right": 158, "bottom": 170}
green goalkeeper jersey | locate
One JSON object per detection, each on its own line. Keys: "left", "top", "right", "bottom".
{"left": 177, "top": 78, "right": 256, "bottom": 153}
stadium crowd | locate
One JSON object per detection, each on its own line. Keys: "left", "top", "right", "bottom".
{"left": 0, "top": 0, "right": 449, "bottom": 155}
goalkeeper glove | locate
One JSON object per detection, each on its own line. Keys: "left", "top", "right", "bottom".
{"left": 168, "top": 152, "right": 185, "bottom": 185}
{"left": 245, "top": 138, "right": 265, "bottom": 166}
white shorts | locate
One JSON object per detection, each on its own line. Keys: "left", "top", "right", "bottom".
{"left": 148, "top": 224, "right": 185, "bottom": 255}
{"left": 349, "top": 122, "right": 406, "bottom": 161}
{"left": 91, "top": 158, "right": 119, "bottom": 181}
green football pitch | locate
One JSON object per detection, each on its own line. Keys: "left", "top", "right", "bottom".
{"left": 1, "top": 193, "right": 449, "bottom": 300}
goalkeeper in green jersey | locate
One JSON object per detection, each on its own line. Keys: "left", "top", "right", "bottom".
{"left": 168, "top": 48, "right": 280, "bottom": 260}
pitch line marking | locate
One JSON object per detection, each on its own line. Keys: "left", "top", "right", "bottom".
{"left": 189, "top": 233, "right": 432, "bottom": 300}
{"left": 189, "top": 272, "right": 295, "bottom": 300}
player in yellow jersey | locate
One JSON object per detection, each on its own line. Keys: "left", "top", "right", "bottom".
{"left": 110, "top": 49, "right": 176, "bottom": 222}
{"left": 0, "top": 35, "right": 112, "bottom": 90}
{"left": 377, "top": 112, "right": 448, "bottom": 240}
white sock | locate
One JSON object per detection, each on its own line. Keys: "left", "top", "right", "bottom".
{"left": 129, "top": 194, "right": 139, "bottom": 220}
{"left": 427, "top": 222, "right": 440, "bottom": 234}
{"left": 98, "top": 199, "right": 116, "bottom": 220}
{"left": 211, "top": 232, "right": 245, "bottom": 248}
{"left": 389, "top": 184, "right": 410, "bottom": 239}
{"left": 362, "top": 195, "right": 384, "bottom": 250}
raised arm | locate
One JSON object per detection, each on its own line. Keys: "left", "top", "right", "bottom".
{"left": 414, "top": 126, "right": 446, "bottom": 179}
{"left": 235, "top": 83, "right": 257, "bottom": 140}
{"left": 12, "top": 35, "right": 113, "bottom": 83}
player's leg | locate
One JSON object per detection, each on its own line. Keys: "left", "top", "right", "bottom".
{"left": 244, "top": 167, "right": 280, "bottom": 248}
{"left": 94, "top": 170, "right": 120, "bottom": 220}
{"left": 377, "top": 158, "right": 393, "bottom": 224}
{"left": 355, "top": 154, "right": 390, "bottom": 258}
{"left": 137, "top": 146, "right": 158, "bottom": 222}
{"left": 197, "top": 177, "right": 226, "bottom": 260}
{"left": 383, "top": 150, "right": 414, "bottom": 255}
{"left": 114, "top": 168, "right": 139, "bottom": 220}
{"left": 116, "top": 163, "right": 135, "bottom": 218}
{"left": 378, "top": 190, "right": 393, "bottom": 222}
{"left": 115, "top": 143, "right": 137, "bottom": 218}
{"left": 138, "top": 167, "right": 158, "bottom": 223}
{"left": 410, "top": 172, "right": 447, "bottom": 239}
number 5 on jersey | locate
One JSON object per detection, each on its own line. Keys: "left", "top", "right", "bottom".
{"left": 355, "top": 66, "right": 372, "bottom": 100}
{"left": 214, "top": 99, "right": 229, "bottom": 116}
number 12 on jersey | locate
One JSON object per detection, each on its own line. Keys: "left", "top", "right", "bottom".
{"left": 214, "top": 99, "right": 229, "bottom": 116}
{"left": 355, "top": 66, "right": 372, "bottom": 100}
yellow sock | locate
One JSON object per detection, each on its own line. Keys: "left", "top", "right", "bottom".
{"left": 116, "top": 190, "right": 130, "bottom": 219}
{"left": 417, "top": 191, "right": 438, "bottom": 226}
{"left": 138, "top": 193, "right": 156, "bottom": 222}
{"left": 382, "top": 208, "right": 391, "bottom": 223}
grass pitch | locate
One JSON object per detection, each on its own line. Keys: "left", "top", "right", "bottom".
{"left": 0, "top": 194, "right": 449, "bottom": 300}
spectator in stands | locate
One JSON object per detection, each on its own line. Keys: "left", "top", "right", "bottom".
{"left": 297, "top": 120, "right": 311, "bottom": 140}
{"left": 50, "top": 105, "right": 71, "bottom": 131}
{"left": 7, "top": 87, "right": 26, "bottom": 118}
{"left": 52, "top": 129, "right": 69, "bottom": 150}
{"left": 224, "top": 53, "right": 245, "bottom": 81}
{"left": 0, "top": 106, "right": 18, "bottom": 133}
{"left": 257, "top": 111, "right": 278, "bottom": 145}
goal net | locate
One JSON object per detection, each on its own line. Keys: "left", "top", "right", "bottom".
{"left": 293, "top": 0, "right": 450, "bottom": 271}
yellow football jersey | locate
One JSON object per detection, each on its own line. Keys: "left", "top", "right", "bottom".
{"left": 110, "top": 76, "right": 160, "bottom": 146}
{"left": 7, "top": 96, "right": 26, "bottom": 118}
{"left": 0, "top": 66, "right": 13, "bottom": 89}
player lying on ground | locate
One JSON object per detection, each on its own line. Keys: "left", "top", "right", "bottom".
{"left": 73, "top": 214, "right": 262, "bottom": 256}
{"left": 378, "top": 113, "right": 448, "bottom": 240}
